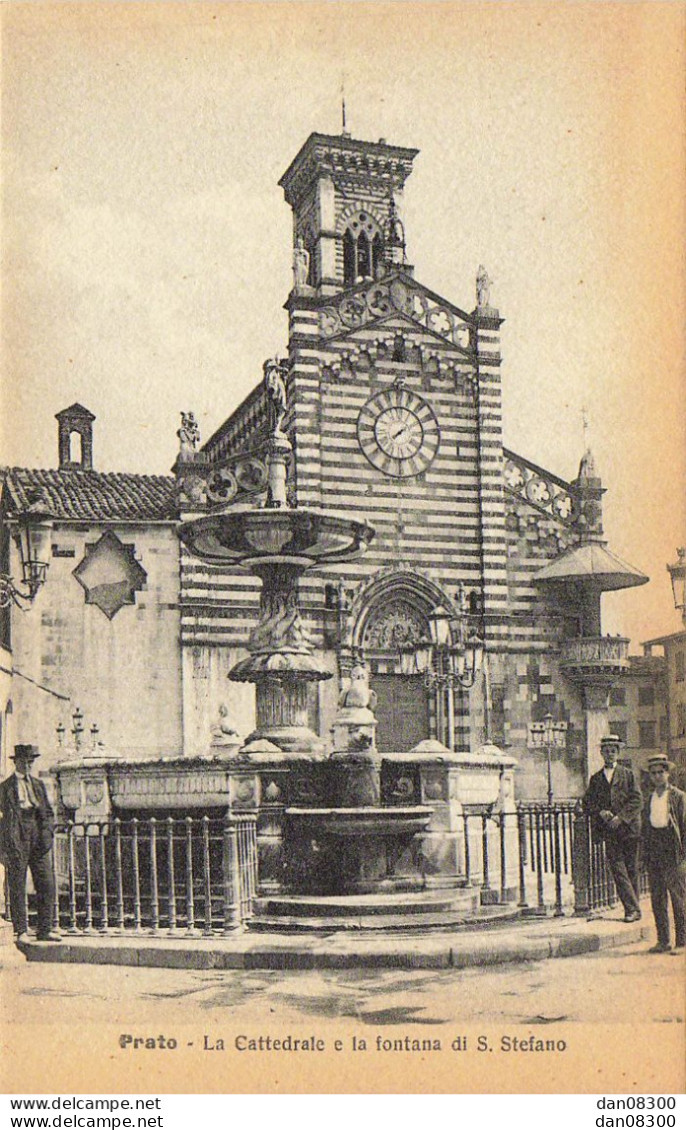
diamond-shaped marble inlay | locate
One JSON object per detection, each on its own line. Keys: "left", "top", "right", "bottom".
{"left": 73, "top": 530, "right": 147, "bottom": 619}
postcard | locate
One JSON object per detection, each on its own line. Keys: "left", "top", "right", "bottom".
{"left": 1, "top": 1, "right": 684, "bottom": 1097}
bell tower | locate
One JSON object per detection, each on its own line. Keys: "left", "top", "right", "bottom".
{"left": 279, "top": 132, "right": 418, "bottom": 297}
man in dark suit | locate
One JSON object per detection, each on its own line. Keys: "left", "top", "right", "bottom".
{"left": 643, "top": 754, "right": 685, "bottom": 954}
{"left": 0, "top": 744, "right": 60, "bottom": 944}
{"left": 583, "top": 734, "right": 643, "bottom": 921}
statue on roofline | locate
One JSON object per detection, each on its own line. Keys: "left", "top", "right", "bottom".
{"left": 476, "top": 265, "right": 493, "bottom": 311}
{"left": 263, "top": 358, "right": 289, "bottom": 437}
{"left": 177, "top": 411, "right": 201, "bottom": 461}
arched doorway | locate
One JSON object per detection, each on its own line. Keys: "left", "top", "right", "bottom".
{"left": 360, "top": 597, "right": 432, "bottom": 753}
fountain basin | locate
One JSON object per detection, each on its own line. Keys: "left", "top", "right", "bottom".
{"left": 178, "top": 508, "right": 374, "bottom": 568}
{"left": 283, "top": 805, "right": 433, "bottom": 895}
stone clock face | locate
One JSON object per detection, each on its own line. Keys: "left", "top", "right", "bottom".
{"left": 357, "top": 387, "right": 440, "bottom": 477}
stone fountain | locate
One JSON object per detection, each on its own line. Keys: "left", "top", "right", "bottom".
{"left": 177, "top": 361, "right": 442, "bottom": 907}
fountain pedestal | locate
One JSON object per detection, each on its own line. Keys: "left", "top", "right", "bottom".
{"left": 228, "top": 562, "right": 331, "bottom": 755}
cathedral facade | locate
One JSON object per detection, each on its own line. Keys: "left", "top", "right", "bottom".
{"left": 1, "top": 130, "right": 648, "bottom": 800}
{"left": 173, "top": 131, "right": 646, "bottom": 798}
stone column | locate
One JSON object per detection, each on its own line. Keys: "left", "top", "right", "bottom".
{"left": 316, "top": 175, "right": 339, "bottom": 295}
{"left": 583, "top": 683, "right": 611, "bottom": 777}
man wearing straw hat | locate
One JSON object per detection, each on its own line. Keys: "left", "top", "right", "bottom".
{"left": 643, "top": 753, "right": 685, "bottom": 954}
{"left": 583, "top": 734, "right": 643, "bottom": 922}
{"left": 0, "top": 744, "right": 60, "bottom": 944}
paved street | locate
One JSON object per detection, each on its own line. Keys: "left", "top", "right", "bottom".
{"left": 2, "top": 938, "right": 684, "bottom": 1028}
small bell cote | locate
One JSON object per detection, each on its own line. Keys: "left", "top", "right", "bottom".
{"left": 56, "top": 403, "right": 95, "bottom": 471}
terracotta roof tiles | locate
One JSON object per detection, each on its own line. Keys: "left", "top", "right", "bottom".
{"left": 2, "top": 467, "right": 177, "bottom": 522}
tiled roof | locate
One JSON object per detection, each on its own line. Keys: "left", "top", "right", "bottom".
{"left": 2, "top": 467, "right": 177, "bottom": 522}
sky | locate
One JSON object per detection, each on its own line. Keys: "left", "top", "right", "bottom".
{"left": 2, "top": 2, "right": 685, "bottom": 645}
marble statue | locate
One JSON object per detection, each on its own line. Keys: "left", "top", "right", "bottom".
{"left": 264, "top": 359, "right": 288, "bottom": 437}
{"left": 476, "top": 265, "right": 492, "bottom": 310}
{"left": 177, "top": 412, "right": 200, "bottom": 460}
{"left": 293, "top": 237, "right": 310, "bottom": 291}
{"left": 338, "top": 662, "right": 377, "bottom": 712}
{"left": 210, "top": 703, "right": 240, "bottom": 746}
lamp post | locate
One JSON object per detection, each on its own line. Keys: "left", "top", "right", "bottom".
{"left": 398, "top": 606, "right": 484, "bottom": 691}
{"left": 397, "top": 603, "right": 484, "bottom": 750}
{"left": 0, "top": 492, "right": 53, "bottom": 609}
{"left": 528, "top": 713, "right": 568, "bottom": 806}
{"left": 667, "top": 548, "right": 686, "bottom": 626}
{"left": 72, "top": 707, "right": 84, "bottom": 751}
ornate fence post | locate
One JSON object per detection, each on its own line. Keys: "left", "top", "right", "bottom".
{"left": 166, "top": 817, "right": 177, "bottom": 934}
{"left": 534, "top": 809, "right": 545, "bottom": 913}
{"left": 499, "top": 812, "right": 507, "bottom": 904}
{"left": 481, "top": 811, "right": 490, "bottom": 893}
{"left": 184, "top": 816, "right": 195, "bottom": 934}
{"left": 98, "top": 823, "right": 109, "bottom": 932}
{"left": 131, "top": 818, "right": 142, "bottom": 933}
{"left": 51, "top": 830, "right": 62, "bottom": 931}
{"left": 83, "top": 826, "right": 94, "bottom": 934}
{"left": 113, "top": 817, "right": 125, "bottom": 932}
{"left": 223, "top": 815, "right": 242, "bottom": 933}
{"left": 572, "top": 800, "right": 591, "bottom": 916}
{"left": 67, "top": 822, "right": 78, "bottom": 932}
{"left": 517, "top": 808, "right": 528, "bottom": 909}
{"left": 149, "top": 818, "right": 160, "bottom": 935}
{"left": 552, "top": 808, "right": 564, "bottom": 917}
{"left": 201, "top": 815, "right": 212, "bottom": 935}
{"left": 462, "top": 810, "right": 472, "bottom": 886}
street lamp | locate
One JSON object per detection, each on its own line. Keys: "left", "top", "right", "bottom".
{"left": 667, "top": 547, "right": 686, "bottom": 626}
{"left": 528, "top": 713, "right": 568, "bottom": 806}
{"left": 398, "top": 605, "right": 484, "bottom": 690}
{"left": 0, "top": 491, "right": 53, "bottom": 609}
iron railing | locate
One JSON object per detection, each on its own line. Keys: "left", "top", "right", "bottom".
{"left": 570, "top": 805, "right": 649, "bottom": 916}
{"left": 461, "top": 802, "right": 576, "bottom": 915}
{"left": 48, "top": 813, "right": 257, "bottom": 935}
{"left": 9, "top": 799, "right": 649, "bottom": 935}
{"left": 463, "top": 801, "right": 648, "bottom": 916}
{"left": 516, "top": 801, "right": 577, "bottom": 915}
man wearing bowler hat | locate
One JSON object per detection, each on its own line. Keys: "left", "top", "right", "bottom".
{"left": 583, "top": 734, "right": 643, "bottom": 922}
{"left": 0, "top": 744, "right": 60, "bottom": 944}
{"left": 643, "top": 754, "right": 685, "bottom": 954}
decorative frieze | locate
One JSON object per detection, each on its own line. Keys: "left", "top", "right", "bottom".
{"left": 320, "top": 275, "right": 474, "bottom": 352}
{"left": 503, "top": 451, "right": 579, "bottom": 527}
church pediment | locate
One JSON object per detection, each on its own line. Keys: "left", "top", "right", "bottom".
{"left": 318, "top": 273, "right": 476, "bottom": 355}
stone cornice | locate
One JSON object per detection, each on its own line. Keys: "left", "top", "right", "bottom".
{"left": 280, "top": 133, "right": 418, "bottom": 209}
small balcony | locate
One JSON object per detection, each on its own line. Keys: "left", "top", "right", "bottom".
{"left": 558, "top": 635, "right": 630, "bottom": 684}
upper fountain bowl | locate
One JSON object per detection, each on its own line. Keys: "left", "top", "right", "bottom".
{"left": 179, "top": 508, "right": 375, "bottom": 569}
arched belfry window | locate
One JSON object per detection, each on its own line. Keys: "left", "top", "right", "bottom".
{"left": 343, "top": 212, "right": 384, "bottom": 286}
{"left": 69, "top": 431, "right": 82, "bottom": 464}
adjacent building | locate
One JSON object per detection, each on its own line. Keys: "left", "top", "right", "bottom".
{"left": 642, "top": 630, "right": 686, "bottom": 770}
{"left": 608, "top": 653, "right": 668, "bottom": 768}
{"left": 0, "top": 404, "right": 180, "bottom": 773}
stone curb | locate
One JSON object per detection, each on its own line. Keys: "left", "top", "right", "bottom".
{"left": 16, "top": 920, "right": 651, "bottom": 972}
